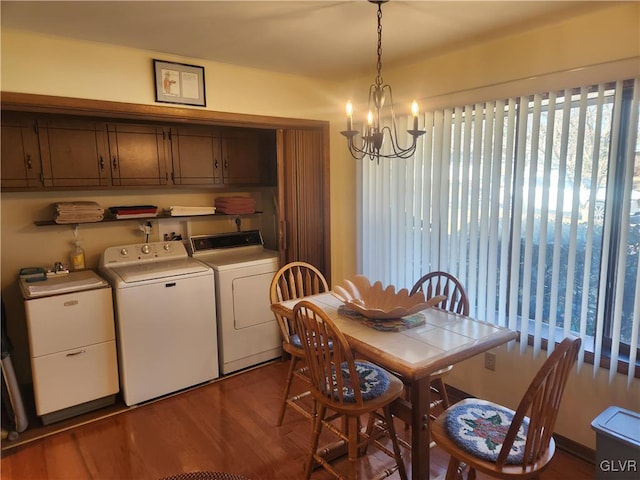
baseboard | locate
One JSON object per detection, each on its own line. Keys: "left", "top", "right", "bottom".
{"left": 444, "top": 383, "right": 596, "bottom": 464}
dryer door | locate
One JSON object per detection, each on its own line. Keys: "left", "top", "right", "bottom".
{"left": 232, "top": 272, "right": 275, "bottom": 329}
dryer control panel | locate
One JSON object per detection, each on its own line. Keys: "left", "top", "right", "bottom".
{"left": 189, "top": 230, "right": 264, "bottom": 254}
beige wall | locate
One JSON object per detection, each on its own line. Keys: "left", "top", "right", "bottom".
{"left": 2, "top": 1, "right": 639, "bottom": 450}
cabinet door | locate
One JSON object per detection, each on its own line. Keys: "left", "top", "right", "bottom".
{"left": 169, "top": 125, "right": 222, "bottom": 185}
{"left": 24, "top": 287, "right": 115, "bottom": 357}
{"left": 107, "top": 123, "right": 169, "bottom": 186}
{"left": 31, "top": 341, "right": 119, "bottom": 416}
{"left": 279, "top": 128, "right": 331, "bottom": 283}
{"left": 220, "top": 128, "right": 263, "bottom": 185}
{"left": 38, "top": 115, "right": 110, "bottom": 188}
{"left": 0, "top": 112, "right": 43, "bottom": 189}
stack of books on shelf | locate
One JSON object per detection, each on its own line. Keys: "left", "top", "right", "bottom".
{"left": 108, "top": 205, "right": 158, "bottom": 219}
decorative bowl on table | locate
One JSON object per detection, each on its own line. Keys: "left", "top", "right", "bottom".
{"left": 332, "top": 275, "right": 446, "bottom": 320}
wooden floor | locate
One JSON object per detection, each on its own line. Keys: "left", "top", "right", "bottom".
{"left": 1, "top": 360, "right": 595, "bottom": 480}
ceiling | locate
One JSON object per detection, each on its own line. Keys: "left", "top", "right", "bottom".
{"left": 0, "top": 1, "right": 619, "bottom": 81}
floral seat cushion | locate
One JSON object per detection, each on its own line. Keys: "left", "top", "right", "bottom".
{"left": 444, "top": 402, "right": 529, "bottom": 464}
{"left": 329, "top": 361, "right": 390, "bottom": 402}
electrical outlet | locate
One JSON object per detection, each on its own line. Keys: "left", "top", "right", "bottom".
{"left": 484, "top": 351, "right": 496, "bottom": 371}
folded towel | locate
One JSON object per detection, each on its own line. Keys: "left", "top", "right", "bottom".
{"left": 215, "top": 196, "right": 255, "bottom": 206}
{"left": 54, "top": 201, "right": 104, "bottom": 212}
{"left": 216, "top": 206, "right": 256, "bottom": 215}
{"left": 53, "top": 202, "right": 104, "bottom": 223}
{"left": 54, "top": 213, "right": 104, "bottom": 224}
{"left": 215, "top": 203, "right": 255, "bottom": 210}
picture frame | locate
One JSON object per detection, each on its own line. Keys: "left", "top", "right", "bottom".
{"left": 153, "top": 59, "right": 206, "bottom": 107}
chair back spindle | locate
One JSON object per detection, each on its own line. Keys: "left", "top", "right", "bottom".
{"left": 410, "top": 271, "right": 469, "bottom": 316}
{"left": 270, "top": 262, "right": 329, "bottom": 342}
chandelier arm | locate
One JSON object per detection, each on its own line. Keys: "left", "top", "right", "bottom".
{"left": 344, "top": 135, "right": 376, "bottom": 160}
{"left": 379, "top": 125, "right": 418, "bottom": 158}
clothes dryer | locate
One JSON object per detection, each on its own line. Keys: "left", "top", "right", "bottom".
{"left": 189, "top": 230, "right": 281, "bottom": 375}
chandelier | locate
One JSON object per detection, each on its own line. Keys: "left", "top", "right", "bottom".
{"left": 341, "top": 0, "right": 425, "bottom": 163}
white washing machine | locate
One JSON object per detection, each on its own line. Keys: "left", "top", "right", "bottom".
{"left": 99, "top": 241, "right": 219, "bottom": 406}
{"left": 189, "top": 230, "right": 281, "bottom": 375}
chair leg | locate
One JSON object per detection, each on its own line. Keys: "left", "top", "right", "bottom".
{"left": 277, "top": 356, "right": 298, "bottom": 426}
{"left": 382, "top": 405, "right": 408, "bottom": 480}
{"left": 362, "top": 414, "right": 374, "bottom": 455}
{"left": 347, "top": 415, "right": 359, "bottom": 480}
{"left": 305, "top": 404, "right": 325, "bottom": 480}
{"left": 445, "top": 456, "right": 461, "bottom": 480}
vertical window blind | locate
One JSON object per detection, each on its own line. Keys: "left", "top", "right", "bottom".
{"left": 357, "top": 78, "right": 640, "bottom": 383}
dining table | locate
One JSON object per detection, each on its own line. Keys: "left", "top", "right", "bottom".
{"left": 270, "top": 291, "right": 518, "bottom": 480}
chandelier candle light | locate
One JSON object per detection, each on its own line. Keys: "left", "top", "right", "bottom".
{"left": 341, "top": 0, "right": 425, "bottom": 162}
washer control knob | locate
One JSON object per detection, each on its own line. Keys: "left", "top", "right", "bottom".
{"left": 120, "top": 248, "right": 128, "bottom": 256}
{"left": 163, "top": 243, "right": 171, "bottom": 251}
{"left": 141, "top": 244, "right": 151, "bottom": 254}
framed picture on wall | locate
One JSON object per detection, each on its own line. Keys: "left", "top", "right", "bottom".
{"left": 153, "top": 59, "right": 206, "bottom": 107}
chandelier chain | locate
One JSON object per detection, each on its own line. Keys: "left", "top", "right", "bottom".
{"left": 376, "top": 2, "right": 383, "bottom": 88}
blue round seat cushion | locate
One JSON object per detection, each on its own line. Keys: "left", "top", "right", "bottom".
{"left": 444, "top": 402, "right": 529, "bottom": 464}
{"left": 290, "top": 333, "right": 302, "bottom": 348}
{"left": 330, "top": 361, "right": 390, "bottom": 402}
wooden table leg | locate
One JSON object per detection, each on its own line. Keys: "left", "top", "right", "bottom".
{"left": 411, "top": 376, "right": 431, "bottom": 480}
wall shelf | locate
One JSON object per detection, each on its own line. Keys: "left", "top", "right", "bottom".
{"left": 34, "top": 212, "right": 263, "bottom": 227}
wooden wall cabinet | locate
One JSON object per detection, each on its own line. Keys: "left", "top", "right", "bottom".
{"left": 107, "top": 122, "right": 169, "bottom": 187}
{"left": 222, "top": 128, "right": 277, "bottom": 186}
{"left": 2, "top": 112, "right": 277, "bottom": 190}
{"left": 169, "top": 125, "right": 222, "bottom": 186}
{"left": 38, "top": 115, "right": 110, "bottom": 188}
{"left": 170, "top": 125, "right": 277, "bottom": 187}
{"left": 1, "top": 112, "right": 44, "bottom": 189}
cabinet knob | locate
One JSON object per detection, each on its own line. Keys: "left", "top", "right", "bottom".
{"left": 26, "top": 154, "right": 32, "bottom": 169}
{"left": 112, "top": 156, "right": 118, "bottom": 169}
{"left": 100, "top": 156, "right": 105, "bottom": 169}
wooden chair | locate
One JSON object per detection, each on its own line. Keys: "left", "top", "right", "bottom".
{"left": 292, "top": 300, "right": 408, "bottom": 480}
{"left": 269, "top": 261, "right": 329, "bottom": 426}
{"left": 431, "top": 336, "right": 581, "bottom": 480}
{"left": 410, "top": 271, "right": 470, "bottom": 417}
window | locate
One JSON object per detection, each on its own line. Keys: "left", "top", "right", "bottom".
{"left": 357, "top": 78, "right": 640, "bottom": 382}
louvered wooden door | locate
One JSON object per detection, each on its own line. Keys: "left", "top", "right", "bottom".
{"left": 278, "top": 127, "right": 331, "bottom": 284}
